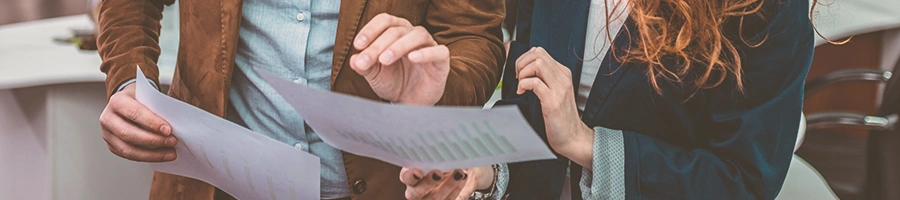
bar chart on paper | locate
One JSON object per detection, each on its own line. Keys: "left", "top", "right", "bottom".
{"left": 335, "top": 121, "right": 518, "bottom": 163}
{"left": 258, "top": 67, "right": 557, "bottom": 171}
{"left": 324, "top": 118, "right": 554, "bottom": 171}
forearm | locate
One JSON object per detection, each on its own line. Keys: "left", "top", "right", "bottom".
{"left": 438, "top": 45, "right": 504, "bottom": 106}
{"left": 426, "top": 0, "right": 505, "bottom": 106}
{"left": 555, "top": 123, "right": 595, "bottom": 170}
{"left": 475, "top": 165, "right": 494, "bottom": 190}
{"left": 475, "top": 163, "right": 509, "bottom": 200}
{"left": 97, "top": 0, "right": 173, "bottom": 97}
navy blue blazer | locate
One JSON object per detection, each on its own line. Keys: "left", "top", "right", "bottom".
{"left": 497, "top": 0, "right": 814, "bottom": 199}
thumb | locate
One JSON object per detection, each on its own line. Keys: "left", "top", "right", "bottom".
{"left": 456, "top": 182, "right": 478, "bottom": 200}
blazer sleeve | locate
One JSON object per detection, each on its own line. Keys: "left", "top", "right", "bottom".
{"left": 97, "top": 0, "right": 174, "bottom": 98}
{"left": 423, "top": 0, "right": 505, "bottom": 106}
{"left": 583, "top": 1, "right": 815, "bottom": 199}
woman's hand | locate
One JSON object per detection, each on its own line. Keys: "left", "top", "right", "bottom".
{"left": 399, "top": 166, "right": 495, "bottom": 200}
{"left": 515, "top": 47, "right": 593, "bottom": 157}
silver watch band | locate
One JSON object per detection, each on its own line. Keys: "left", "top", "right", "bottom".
{"left": 469, "top": 164, "right": 499, "bottom": 200}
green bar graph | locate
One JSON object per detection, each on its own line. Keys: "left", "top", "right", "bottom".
{"left": 331, "top": 121, "right": 519, "bottom": 163}
{"left": 483, "top": 121, "right": 518, "bottom": 152}
{"left": 437, "top": 142, "right": 458, "bottom": 161}
{"left": 450, "top": 130, "right": 480, "bottom": 159}
{"left": 417, "top": 146, "right": 435, "bottom": 162}
{"left": 427, "top": 145, "right": 447, "bottom": 162}
{"left": 443, "top": 131, "right": 472, "bottom": 160}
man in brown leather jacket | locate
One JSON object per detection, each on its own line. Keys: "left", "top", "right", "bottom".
{"left": 95, "top": 0, "right": 504, "bottom": 199}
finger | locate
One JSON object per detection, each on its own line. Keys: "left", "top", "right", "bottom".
{"left": 516, "top": 58, "right": 547, "bottom": 81}
{"left": 380, "top": 26, "right": 436, "bottom": 65}
{"left": 446, "top": 170, "right": 469, "bottom": 200}
{"left": 515, "top": 47, "right": 544, "bottom": 77}
{"left": 447, "top": 180, "right": 467, "bottom": 200}
{"left": 426, "top": 170, "right": 467, "bottom": 200}
{"left": 517, "top": 57, "right": 569, "bottom": 91}
{"left": 517, "top": 77, "right": 551, "bottom": 99}
{"left": 400, "top": 168, "right": 425, "bottom": 186}
{"left": 101, "top": 112, "right": 176, "bottom": 148}
{"left": 110, "top": 95, "right": 172, "bottom": 136}
{"left": 355, "top": 27, "right": 410, "bottom": 70}
{"left": 355, "top": 13, "right": 413, "bottom": 50}
{"left": 406, "top": 170, "right": 449, "bottom": 199}
{"left": 408, "top": 45, "right": 450, "bottom": 67}
{"left": 349, "top": 54, "right": 383, "bottom": 80}
{"left": 538, "top": 52, "right": 572, "bottom": 88}
{"left": 103, "top": 129, "right": 176, "bottom": 162}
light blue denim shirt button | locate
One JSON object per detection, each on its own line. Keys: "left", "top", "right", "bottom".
{"left": 292, "top": 78, "right": 307, "bottom": 85}
{"left": 295, "top": 11, "right": 306, "bottom": 22}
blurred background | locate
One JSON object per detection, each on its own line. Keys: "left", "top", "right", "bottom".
{"left": 0, "top": 0, "right": 90, "bottom": 25}
{"left": 1, "top": 0, "right": 899, "bottom": 200}
{"left": 1, "top": 0, "right": 178, "bottom": 199}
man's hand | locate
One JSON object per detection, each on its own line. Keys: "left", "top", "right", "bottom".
{"left": 400, "top": 166, "right": 495, "bottom": 200}
{"left": 99, "top": 83, "right": 177, "bottom": 162}
{"left": 349, "top": 13, "right": 451, "bottom": 106}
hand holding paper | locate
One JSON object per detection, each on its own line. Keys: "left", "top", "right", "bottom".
{"left": 134, "top": 67, "right": 320, "bottom": 200}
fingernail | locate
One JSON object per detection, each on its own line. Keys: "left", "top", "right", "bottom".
{"left": 166, "top": 137, "right": 177, "bottom": 146}
{"left": 355, "top": 36, "right": 367, "bottom": 48}
{"left": 356, "top": 54, "right": 369, "bottom": 68}
{"left": 432, "top": 173, "right": 441, "bottom": 181}
{"left": 462, "top": 173, "right": 468, "bottom": 180}
{"left": 408, "top": 51, "right": 422, "bottom": 61}
{"left": 165, "top": 153, "right": 175, "bottom": 160}
{"left": 160, "top": 125, "right": 170, "bottom": 135}
{"left": 379, "top": 50, "right": 394, "bottom": 64}
{"left": 453, "top": 172, "right": 463, "bottom": 181}
{"left": 413, "top": 174, "right": 421, "bottom": 180}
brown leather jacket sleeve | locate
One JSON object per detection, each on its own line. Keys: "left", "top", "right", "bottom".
{"left": 97, "top": 0, "right": 175, "bottom": 98}
{"left": 426, "top": 0, "right": 505, "bottom": 106}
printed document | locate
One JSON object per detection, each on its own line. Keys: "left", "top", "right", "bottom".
{"left": 135, "top": 67, "right": 320, "bottom": 200}
{"left": 258, "top": 68, "right": 556, "bottom": 172}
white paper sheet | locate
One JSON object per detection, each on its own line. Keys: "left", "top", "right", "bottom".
{"left": 257, "top": 68, "right": 556, "bottom": 172}
{"left": 134, "top": 67, "right": 320, "bottom": 200}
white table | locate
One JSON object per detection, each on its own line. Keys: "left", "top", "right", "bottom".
{"left": 0, "top": 6, "right": 178, "bottom": 200}
{"left": 0, "top": 1, "right": 897, "bottom": 199}
{"left": 811, "top": 0, "right": 900, "bottom": 46}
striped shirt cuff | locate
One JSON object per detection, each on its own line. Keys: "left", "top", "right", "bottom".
{"left": 579, "top": 126, "right": 626, "bottom": 200}
{"left": 116, "top": 78, "right": 159, "bottom": 93}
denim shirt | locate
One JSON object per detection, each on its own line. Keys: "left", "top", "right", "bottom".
{"left": 228, "top": 0, "right": 347, "bottom": 198}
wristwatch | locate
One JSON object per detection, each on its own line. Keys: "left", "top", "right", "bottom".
{"left": 470, "top": 164, "right": 499, "bottom": 200}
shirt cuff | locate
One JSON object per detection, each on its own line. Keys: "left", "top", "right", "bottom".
{"left": 493, "top": 163, "right": 509, "bottom": 200}
{"left": 579, "top": 126, "right": 626, "bottom": 200}
{"left": 115, "top": 78, "right": 159, "bottom": 93}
